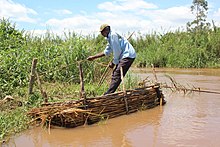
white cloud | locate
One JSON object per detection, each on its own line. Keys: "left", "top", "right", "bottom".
{"left": 43, "top": 11, "right": 154, "bottom": 36}
{"left": 211, "top": 8, "right": 220, "bottom": 26}
{"left": 97, "top": 0, "right": 157, "bottom": 12}
{"left": 45, "top": 15, "right": 101, "bottom": 36}
{"left": 0, "top": 0, "right": 37, "bottom": 23}
{"left": 148, "top": 6, "right": 193, "bottom": 22}
{"left": 213, "top": 8, "right": 220, "bottom": 17}
{"left": 96, "top": 11, "right": 152, "bottom": 33}
{"left": 42, "top": 2, "right": 193, "bottom": 36}
{"left": 53, "top": 9, "right": 72, "bottom": 15}
{"left": 139, "top": 6, "right": 194, "bottom": 32}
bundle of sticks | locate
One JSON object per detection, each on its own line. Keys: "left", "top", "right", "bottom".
{"left": 28, "top": 85, "right": 165, "bottom": 128}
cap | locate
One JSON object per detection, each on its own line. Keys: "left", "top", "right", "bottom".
{"left": 100, "top": 24, "right": 109, "bottom": 32}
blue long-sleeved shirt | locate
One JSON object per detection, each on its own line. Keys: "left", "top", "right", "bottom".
{"left": 103, "top": 31, "right": 136, "bottom": 65}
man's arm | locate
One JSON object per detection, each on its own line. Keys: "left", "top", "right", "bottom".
{"left": 87, "top": 52, "right": 115, "bottom": 68}
{"left": 87, "top": 52, "right": 105, "bottom": 61}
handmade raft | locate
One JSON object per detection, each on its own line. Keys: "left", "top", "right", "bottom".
{"left": 28, "top": 84, "right": 166, "bottom": 128}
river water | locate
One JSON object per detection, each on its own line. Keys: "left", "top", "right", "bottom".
{"left": 5, "top": 68, "right": 220, "bottom": 147}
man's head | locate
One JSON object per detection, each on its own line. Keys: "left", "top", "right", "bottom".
{"left": 100, "top": 24, "right": 110, "bottom": 37}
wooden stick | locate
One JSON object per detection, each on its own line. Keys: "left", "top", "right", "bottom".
{"left": 151, "top": 64, "right": 163, "bottom": 106}
{"left": 28, "top": 58, "right": 38, "bottom": 95}
{"left": 151, "top": 64, "right": 158, "bottom": 83}
{"left": 120, "top": 67, "right": 128, "bottom": 113}
{"left": 36, "top": 71, "right": 48, "bottom": 103}
{"left": 78, "top": 62, "right": 86, "bottom": 100}
{"left": 120, "top": 67, "right": 125, "bottom": 94}
{"left": 78, "top": 62, "right": 88, "bottom": 125}
{"left": 162, "top": 85, "right": 220, "bottom": 95}
{"left": 127, "top": 31, "right": 135, "bottom": 40}
{"left": 98, "top": 65, "right": 110, "bottom": 87}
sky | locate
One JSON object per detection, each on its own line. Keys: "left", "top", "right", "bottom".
{"left": 0, "top": 0, "right": 220, "bottom": 36}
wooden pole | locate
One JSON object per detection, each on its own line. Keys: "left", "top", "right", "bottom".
{"left": 28, "top": 58, "right": 38, "bottom": 95}
{"left": 151, "top": 64, "right": 158, "bottom": 83}
{"left": 98, "top": 65, "right": 110, "bottom": 87}
{"left": 79, "top": 62, "right": 86, "bottom": 100}
{"left": 36, "top": 71, "right": 48, "bottom": 103}
{"left": 78, "top": 62, "right": 88, "bottom": 125}
{"left": 162, "top": 85, "right": 220, "bottom": 95}
{"left": 127, "top": 31, "right": 135, "bottom": 40}
{"left": 120, "top": 67, "right": 129, "bottom": 113}
{"left": 151, "top": 64, "right": 161, "bottom": 105}
{"left": 120, "top": 67, "right": 125, "bottom": 94}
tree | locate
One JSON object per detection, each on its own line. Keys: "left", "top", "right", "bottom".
{"left": 187, "top": 0, "right": 210, "bottom": 32}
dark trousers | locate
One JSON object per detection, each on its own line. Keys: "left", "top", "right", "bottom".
{"left": 104, "top": 58, "right": 135, "bottom": 95}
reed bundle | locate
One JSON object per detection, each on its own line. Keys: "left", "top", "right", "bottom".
{"left": 28, "top": 85, "right": 165, "bottom": 128}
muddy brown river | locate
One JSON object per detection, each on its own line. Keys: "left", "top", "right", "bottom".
{"left": 5, "top": 68, "right": 220, "bottom": 147}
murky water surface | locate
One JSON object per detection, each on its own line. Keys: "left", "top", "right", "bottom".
{"left": 6, "top": 68, "right": 220, "bottom": 147}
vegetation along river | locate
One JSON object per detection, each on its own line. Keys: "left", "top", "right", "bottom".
{"left": 5, "top": 68, "right": 220, "bottom": 147}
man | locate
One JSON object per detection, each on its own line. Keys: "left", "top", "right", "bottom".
{"left": 87, "top": 24, "right": 136, "bottom": 95}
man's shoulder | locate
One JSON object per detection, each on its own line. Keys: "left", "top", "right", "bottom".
{"left": 109, "top": 31, "right": 121, "bottom": 40}
{"left": 109, "top": 31, "right": 118, "bottom": 36}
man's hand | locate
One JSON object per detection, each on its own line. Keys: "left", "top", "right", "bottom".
{"left": 87, "top": 53, "right": 105, "bottom": 61}
{"left": 108, "top": 62, "right": 115, "bottom": 68}
{"left": 87, "top": 56, "right": 96, "bottom": 61}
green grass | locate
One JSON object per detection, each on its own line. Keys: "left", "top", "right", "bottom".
{"left": 133, "top": 30, "right": 220, "bottom": 68}
{"left": 0, "top": 108, "right": 29, "bottom": 143}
